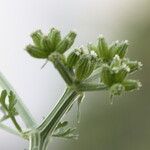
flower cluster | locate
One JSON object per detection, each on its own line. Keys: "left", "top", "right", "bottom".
{"left": 88, "top": 36, "right": 142, "bottom": 96}
{"left": 26, "top": 28, "right": 76, "bottom": 58}
{"left": 26, "top": 28, "right": 142, "bottom": 96}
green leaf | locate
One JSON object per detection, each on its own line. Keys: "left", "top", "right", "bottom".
{"left": 0, "top": 115, "right": 9, "bottom": 122}
{"left": 0, "top": 106, "right": 6, "bottom": 115}
{"left": 0, "top": 90, "right": 8, "bottom": 111}
{"left": 55, "top": 121, "right": 68, "bottom": 130}
{"left": 53, "top": 127, "right": 78, "bottom": 139}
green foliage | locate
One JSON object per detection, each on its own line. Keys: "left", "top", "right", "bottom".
{"left": 53, "top": 121, "right": 78, "bottom": 139}
{"left": 0, "top": 90, "right": 22, "bottom": 132}
{"left": 0, "top": 27, "right": 143, "bottom": 150}
{"left": 0, "top": 90, "right": 18, "bottom": 122}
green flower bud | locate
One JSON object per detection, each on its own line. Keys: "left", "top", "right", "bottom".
{"left": 40, "top": 36, "right": 53, "bottom": 54}
{"left": 115, "top": 40, "right": 129, "bottom": 58}
{"left": 30, "top": 30, "right": 43, "bottom": 48}
{"left": 75, "top": 54, "right": 95, "bottom": 81}
{"left": 67, "top": 49, "right": 81, "bottom": 68}
{"left": 48, "top": 28, "right": 61, "bottom": 50}
{"left": 113, "top": 63, "right": 130, "bottom": 83}
{"left": 87, "top": 43, "right": 97, "bottom": 52}
{"left": 110, "top": 55, "right": 121, "bottom": 68}
{"left": 122, "top": 80, "right": 142, "bottom": 91}
{"left": 110, "top": 83, "right": 125, "bottom": 96}
{"left": 48, "top": 52, "right": 66, "bottom": 64}
{"left": 109, "top": 41, "right": 119, "bottom": 59}
{"left": 26, "top": 44, "right": 48, "bottom": 58}
{"left": 97, "top": 35, "right": 109, "bottom": 61}
{"left": 126, "top": 60, "right": 143, "bottom": 73}
{"left": 56, "top": 31, "right": 77, "bottom": 54}
{"left": 100, "top": 64, "right": 114, "bottom": 86}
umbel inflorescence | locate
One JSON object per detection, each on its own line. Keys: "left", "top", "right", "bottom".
{"left": 0, "top": 28, "right": 142, "bottom": 150}
{"left": 26, "top": 28, "right": 142, "bottom": 96}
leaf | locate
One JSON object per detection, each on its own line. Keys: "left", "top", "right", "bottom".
{"left": 0, "top": 115, "right": 9, "bottom": 122}
{"left": 55, "top": 121, "right": 68, "bottom": 130}
{"left": 53, "top": 120, "right": 78, "bottom": 140}
{"left": 0, "top": 106, "right": 6, "bottom": 115}
{"left": 0, "top": 90, "right": 8, "bottom": 111}
{"left": 53, "top": 127, "right": 78, "bottom": 140}
{"left": 0, "top": 90, "right": 19, "bottom": 122}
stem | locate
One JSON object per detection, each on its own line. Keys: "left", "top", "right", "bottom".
{"left": 39, "top": 88, "right": 79, "bottom": 136}
{"left": 49, "top": 53, "right": 74, "bottom": 85}
{"left": 78, "top": 83, "right": 107, "bottom": 91}
{"left": 0, "top": 71, "right": 37, "bottom": 129}
{"left": 29, "top": 88, "right": 80, "bottom": 150}
{"left": 10, "top": 116, "right": 22, "bottom": 132}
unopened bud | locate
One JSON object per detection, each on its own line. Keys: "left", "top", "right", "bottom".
{"left": 122, "top": 79, "right": 142, "bottom": 91}
{"left": 31, "top": 30, "right": 43, "bottom": 48}
{"left": 67, "top": 49, "right": 81, "bottom": 68}
{"left": 48, "top": 28, "right": 61, "bottom": 50}
{"left": 56, "top": 31, "right": 77, "bottom": 54}
{"left": 75, "top": 54, "right": 95, "bottom": 81}
{"left": 100, "top": 64, "right": 113, "bottom": 86}
{"left": 110, "top": 83, "right": 125, "bottom": 96}
{"left": 127, "top": 60, "right": 143, "bottom": 73}
{"left": 110, "top": 55, "right": 121, "bottom": 68}
{"left": 41, "top": 36, "right": 53, "bottom": 54}
{"left": 26, "top": 44, "right": 48, "bottom": 58}
{"left": 116, "top": 40, "right": 129, "bottom": 58}
{"left": 113, "top": 63, "right": 130, "bottom": 83}
{"left": 97, "top": 35, "right": 109, "bottom": 61}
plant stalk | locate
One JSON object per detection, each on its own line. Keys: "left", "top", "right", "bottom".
{"left": 29, "top": 88, "right": 80, "bottom": 150}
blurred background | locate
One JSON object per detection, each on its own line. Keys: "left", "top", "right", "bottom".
{"left": 0, "top": 0, "right": 149, "bottom": 149}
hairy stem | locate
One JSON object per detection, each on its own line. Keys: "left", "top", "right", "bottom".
{"left": 78, "top": 83, "right": 107, "bottom": 91}
{"left": 29, "top": 88, "right": 80, "bottom": 150}
{"left": 49, "top": 53, "right": 74, "bottom": 85}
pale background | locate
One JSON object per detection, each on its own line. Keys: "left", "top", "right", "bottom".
{"left": 0, "top": 0, "right": 149, "bottom": 149}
